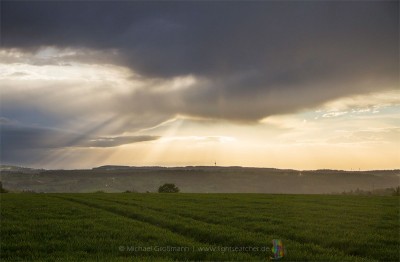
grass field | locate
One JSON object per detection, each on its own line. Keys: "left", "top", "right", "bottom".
{"left": 1, "top": 193, "right": 399, "bottom": 261}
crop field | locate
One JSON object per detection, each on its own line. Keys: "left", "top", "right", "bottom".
{"left": 1, "top": 193, "right": 399, "bottom": 261}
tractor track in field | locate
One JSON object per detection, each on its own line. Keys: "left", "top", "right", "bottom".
{"left": 88, "top": 196, "right": 377, "bottom": 262}
{"left": 52, "top": 195, "right": 264, "bottom": 261}
{"left": 3, "top": 194, "right": 395, "bottom": 261}
{"left": 57, "top": 195, "right": 373, "bottom": 262}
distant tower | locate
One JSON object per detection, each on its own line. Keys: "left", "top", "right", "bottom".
{"left": 215, "top": 161, "right": 216, "bottom": 167}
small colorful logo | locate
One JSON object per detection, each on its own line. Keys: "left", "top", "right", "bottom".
{"left": 270, "top": 239, "right": 284, "bottom": 260}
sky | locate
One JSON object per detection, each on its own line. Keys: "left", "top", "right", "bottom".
{"left": 0, "top": 1, "right": 399, "bottom": 170}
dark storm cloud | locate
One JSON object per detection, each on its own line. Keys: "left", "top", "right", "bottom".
{"left": 2, "top": 1, "right": 399, "bottom": 123}
{"left": 3, "top": 2, "right": 398, "bottom": 75}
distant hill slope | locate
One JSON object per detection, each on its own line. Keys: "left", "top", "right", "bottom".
{"left": 1, "top": 166, "right": 399, "bottom": 193}
{"left": 0, "top": 165, "right": 43, "bottom": 174}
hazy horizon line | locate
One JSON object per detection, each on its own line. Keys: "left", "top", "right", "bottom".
{"left": 1, "top": 163, "right": 399, "bottom": 172}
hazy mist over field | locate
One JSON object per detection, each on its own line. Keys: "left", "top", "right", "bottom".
{"left": 1, "top": 1, "right": 399, "bottom": 170}
{"left": 1, "top": 165, "right": 399, "bottom": 194}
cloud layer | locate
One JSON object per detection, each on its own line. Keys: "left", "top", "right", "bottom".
{"left": 1, "top": 1, "right": 399, "bottom": 166}
{"left": 3, "top": 1, "right": 398, "bottom": 120}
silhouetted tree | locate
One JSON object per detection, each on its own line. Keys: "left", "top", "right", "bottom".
{"left": 0, "top": 181, "right": 8, "bottom": 193}
{"left": 393, "top": 186, "right": 400, "bottom": 196}
{"left": 124, "top": 189, "right": 137, "bottom": 193}
{"left": 158, "top": 183, "right": 180, "bottom": 193}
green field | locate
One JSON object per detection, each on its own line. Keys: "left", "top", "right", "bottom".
{"left": 1, "top": 194, "right": 399, "bottom": 261}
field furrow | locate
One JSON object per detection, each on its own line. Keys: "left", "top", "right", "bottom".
{"left": 58, "top": 194, "right": 377, "bottom": 261}
{"left": 1, "top": 194, "right": 398, "bottom": 261}
{"left": 88, "top": 194, "right": 397, "bottom": 261}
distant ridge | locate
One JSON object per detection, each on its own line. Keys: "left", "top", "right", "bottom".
{"left": 92, "top": 165, "right": 133, "bottom": 171}
{"left": 2, "top": 164, "right": 399, "bottom": 173}
{"left": 0, "top": 165, "right": 44, "bottom": 173}
{"left": 91, "top": 165, "right": 286, "bottom": 172}
{"left": 1, "top": 164, "right": 399, "bottom": 193}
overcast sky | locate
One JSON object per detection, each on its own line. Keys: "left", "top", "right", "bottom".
{"left": 1, "top": 1, "right": 399, "bottom": 169}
